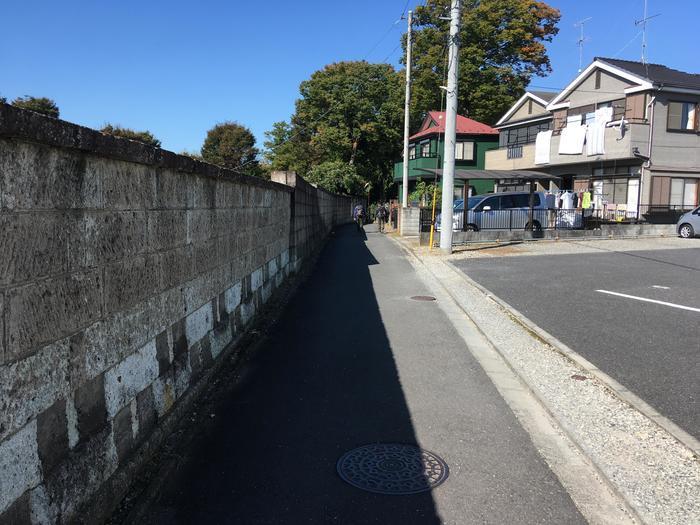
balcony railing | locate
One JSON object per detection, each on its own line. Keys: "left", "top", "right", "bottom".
{"left": 506, "top": 145, "right": 524, "bottom": 159}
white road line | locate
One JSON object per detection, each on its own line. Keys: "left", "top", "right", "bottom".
{"left": 652, "top": 285, "right": 670, "bottom": 290}
{"left": 596, "top": 289, "right": 700, "bottom": 313}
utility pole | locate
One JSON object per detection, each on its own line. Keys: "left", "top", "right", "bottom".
{"left": 439, "top": 0, "right": 461, "bottom": 253}
{"left": 401, "top": 10, "right": 413, "bottom": 209}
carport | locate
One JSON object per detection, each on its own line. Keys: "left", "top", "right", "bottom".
{"left": 416, "top": 168, "right": 560, "bottom": 233}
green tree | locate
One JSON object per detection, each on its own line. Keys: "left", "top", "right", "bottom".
{"left": 201, "top": 122, "right": 259, "bottom": 174}
{"left": 409, "top": 0, "right": 560, "bottom": 125}
{"left": 306, "top": 161, "right": 365, "bottom": 195}
{"left": 11, "top": 96, "right": 60, "bottom": 118}
{"left": 101, "top": 124, "right": 161, "bottom": 148}
{"left": 409, "top": 180, "right": 442, "bottom": 207}
{"left": 265, "top": 61, "right": 404, "bottom": 197}
{"left": 263, "top": 121, "right": 314, "bottom": 175}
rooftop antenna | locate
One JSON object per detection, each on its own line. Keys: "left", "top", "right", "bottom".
{"left": 634, "top": 0, "right": 661, "bottom": 64}
{"left": 574, "top": 17, "right": 592, "bottom": 73}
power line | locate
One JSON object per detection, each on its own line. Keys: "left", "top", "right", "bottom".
{"left": 234, "top": 1, "right": 415, "bottom": 174}
{"left": 363, "top": 21, "right": 401, "bottom": 60}
{"left": 612, "top": 30, "right": 643, "bottom": 59}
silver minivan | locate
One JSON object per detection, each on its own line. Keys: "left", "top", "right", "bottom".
{"left": 677, "top": 207, "right": 700, "bottom": 238}
{"left": 437, "top": 191, "right": 552, "bottom": 231}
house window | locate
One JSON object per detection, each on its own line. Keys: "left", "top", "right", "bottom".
{"left": 670, "top": 178, "right": 699, "bottom": 207}
{"left": 667, "top": 101, "right": 699, "bottom": 131}
{"left": 408, "top": 145, "right": 416, "bottom": 160}
{"left": 595, "top": 70, "right": 601, "bottom": 90}
{"left": 420, "top": 141, "right": 431, "bottom": 157}
{"left": 597, "top": 99, "right": 626, "bottom": 121}
{"left": 455, "top": 141, "right": 474, "bottom": 161}
{"left": 568, "top": 100, "right": 627, "bottom": 125}
{"left": 567, "top": 104, "right": 595, "bottom": 124}
{"left": 500, "top": 121, "right": 551, "bottom": 147}
{"left": 528, "top": 99, "right": 533, "bottom": 114}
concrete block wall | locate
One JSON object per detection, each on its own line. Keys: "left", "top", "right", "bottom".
{"left": 270, "top": 171, "right": 359, "bottom": 270}
{"left": 399, "top": 207, "right": 421, "bottom": 236}
{"left": 0, "top": 105, "right": 352, "bottom": 524}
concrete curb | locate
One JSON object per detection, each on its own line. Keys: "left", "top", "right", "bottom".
{"left": 441, "top": 258, "right": 700, "bottom": 459}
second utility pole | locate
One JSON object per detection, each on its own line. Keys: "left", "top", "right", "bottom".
{"left": 439, "top": 0, "right": 461, "bottom": 253}
{"left": 401, "top": 10, "right": 413, "bottom": 211}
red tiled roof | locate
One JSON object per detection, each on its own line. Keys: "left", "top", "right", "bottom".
{"left": 409, "top": 111, "right": 497, "bottom": 141}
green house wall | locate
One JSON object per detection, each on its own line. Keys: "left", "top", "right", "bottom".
{"left": 393, "top": 134, "right": 499, "bottom": 205}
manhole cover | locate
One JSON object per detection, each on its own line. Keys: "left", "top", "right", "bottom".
{"left": 410, "top": 295, "right": 436, "bottom": 302}
{"left": 337, "top": 443, "right": 449, "bottom": 495}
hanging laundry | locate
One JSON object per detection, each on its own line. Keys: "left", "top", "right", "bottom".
{"left": 560, "top": 191, "right": 575, "bottom": 210}
{"left": 559, "top": 114, "right": 587, "bottom": 155}
{"left": 582, "top": 191, "right": 592, "bottom": 209}
{"left": 586, "top": 106, "right": 614, "bottom": 156}
{"left": 535, "top": 130, "right": 553, "bottom": 165}
{"left": 544, "top": 192, "right": 556, "bottom": 209}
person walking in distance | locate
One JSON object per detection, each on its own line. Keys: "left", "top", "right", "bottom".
{"left": 353, "top": 203, "right": 365, "bottom": 231}
{"left": 375, "top": 203, "right": 388, "bottom": 233}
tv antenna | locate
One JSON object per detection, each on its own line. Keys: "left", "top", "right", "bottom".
{"left": 574, "top": 17, "right": 592, "bottom": 73}
{"left": 635, "top": 0, "right": 661, "bottom": 64}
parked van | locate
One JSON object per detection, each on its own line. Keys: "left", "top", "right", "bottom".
{"left": 436, "top": 191, "right": 551, "bottom": 232}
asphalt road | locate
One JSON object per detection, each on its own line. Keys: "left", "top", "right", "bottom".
{"left": 137, "top": 224, "right": 585, "bottom": 524}
{"left": 453, "top": 243, "right": 700, "bottom": 439}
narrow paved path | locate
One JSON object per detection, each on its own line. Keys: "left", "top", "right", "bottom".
{"left": 142, "top": 224, "right": 585, "bottom": 524}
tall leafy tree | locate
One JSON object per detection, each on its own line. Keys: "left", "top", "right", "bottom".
{"left": 263, "top": 121, "right": 314, "bottom": 176}
{"left": 201, "top": 122, "right": 259, "bottom": 174}
{"left": 409, "top": 0, "right": 560, "bottom": 125}
{"left": 101, "top": 124, "right": 161, "bottom": 148}
{"left": 11, "top": 96, "right": 60, "bottom": 118}
{"left": 306, "top": 161, "right": 365, "bottom": 196}
{"left": 265, "top": 61, "right": 404, "bottom": 196}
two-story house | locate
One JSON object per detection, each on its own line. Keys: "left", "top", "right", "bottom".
{"left": 486, "top": 58, "right": 700, "bottom": 217}
{"left": 394, "top": 111, "right": 499, "bottom": 204}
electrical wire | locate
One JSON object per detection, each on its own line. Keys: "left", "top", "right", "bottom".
{"left": 232, "top": 0, "right": 416, "bottom": 174}
{"left": 612, "top": 30, "right": 643, "bottom": 59}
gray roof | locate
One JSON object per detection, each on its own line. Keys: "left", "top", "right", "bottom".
{"left": 529, "top": 90, "right": 558, "bottom": 102}
{"left": 597, "top": 57, "right": 700, "bottom": 90}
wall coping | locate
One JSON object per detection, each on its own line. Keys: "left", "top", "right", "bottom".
{"left": 0, "top": 103, "right": 292, "bottom": 193}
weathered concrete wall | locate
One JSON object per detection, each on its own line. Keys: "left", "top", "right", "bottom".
{"left": 0, "top": 104, "right": 352, "bottom": 524}
{"left": 270, "top": 171, "right": 358, "bottom": 270}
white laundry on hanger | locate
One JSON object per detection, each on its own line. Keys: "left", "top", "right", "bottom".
{"left": 535, "top": 130, "right": 553, "bottom": 165}
{"left": 559, "top": 114, "right": 586, "bottom": 155}
{"left": 586, "top": 106, "right": 613, "bottom": 156}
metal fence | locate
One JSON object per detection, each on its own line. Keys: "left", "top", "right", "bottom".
{"left": 420, "top": 204, "right": 693, "bottom": 233}
{"left": 587, "top": 204, "right": 693, "bottom": 224}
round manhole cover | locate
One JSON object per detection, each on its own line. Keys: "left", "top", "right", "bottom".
{"left": 410, "top": 295, "right": 436, "bottom": 302}
{"left": 337, "top": 443, "right": 449, "bottom": 495}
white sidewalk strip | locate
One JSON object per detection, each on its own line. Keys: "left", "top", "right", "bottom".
{"left": 596, "top": 289, "right": 700, "bottom": 313}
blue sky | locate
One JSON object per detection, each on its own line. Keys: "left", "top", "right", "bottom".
{"left": 1, "top": 0, "right": 695, "bottom": 153}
